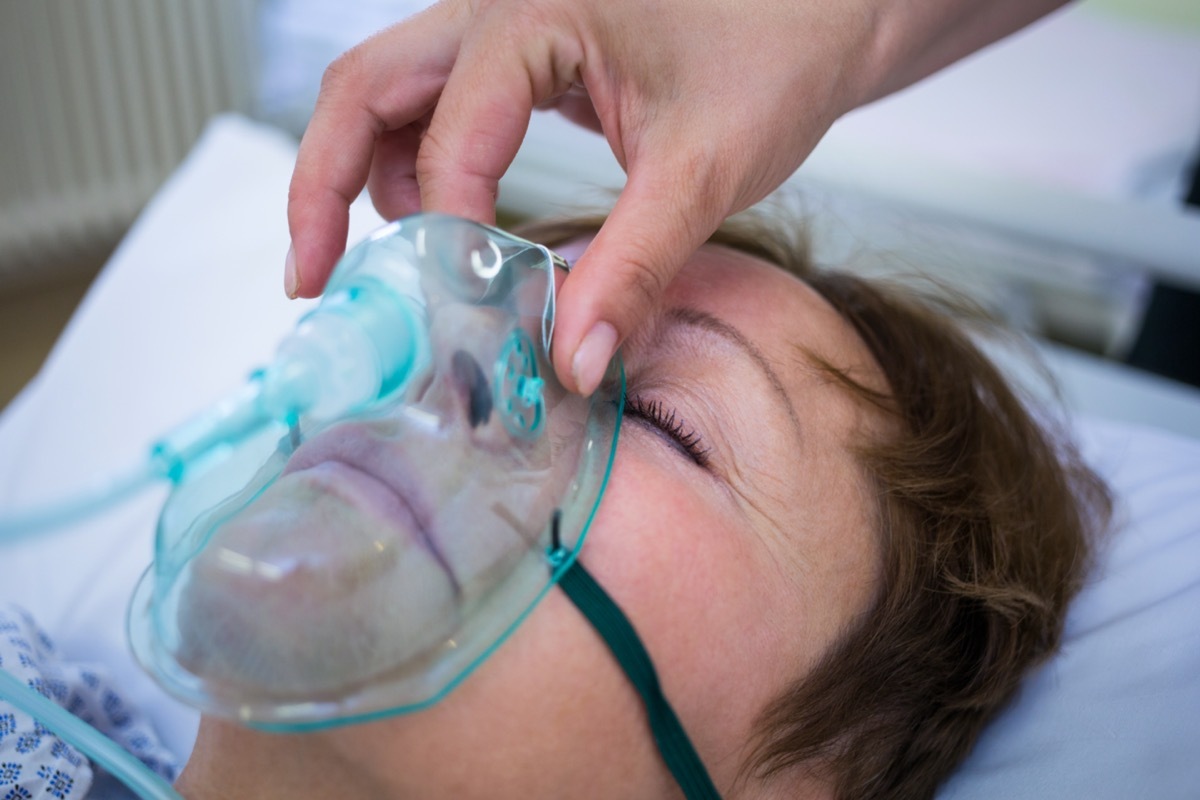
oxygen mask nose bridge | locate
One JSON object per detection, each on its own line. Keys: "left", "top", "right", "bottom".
{"left": 536, "top": 243, "right": 560, "bottom": 356}
{"left": 497, "top": 242, "right": 561, "bottom": 439}
{"left": 469, "top": 239, "right": 559, "bottom": 440}
{"left": 407, "top": 220, "right": 561, "bottom": 433}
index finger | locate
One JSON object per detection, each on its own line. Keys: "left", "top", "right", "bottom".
{"left": 410, "top": 25, "right": 537, "bottom": 224}
{"left": 286, "top": 6, "right": 468, "bottom": 298}
{"left": 416, "top": 10, "right": 580, "bottom": 221}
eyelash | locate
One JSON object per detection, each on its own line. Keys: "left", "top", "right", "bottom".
{"left": 623, "top": 395, "right": 711, "bottom": 467}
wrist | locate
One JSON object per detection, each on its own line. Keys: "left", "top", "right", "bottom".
{"left": 853, "top": 0, "right": 1071, "bottom": 107}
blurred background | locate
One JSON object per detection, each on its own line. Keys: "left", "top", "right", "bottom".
{"left": 1, "top": 0, "right": 1198, "bottom": 409}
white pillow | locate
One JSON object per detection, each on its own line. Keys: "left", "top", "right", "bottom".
{"left": 939, "top": 417, "right": 1200, "bottom": 799}
{"left": 1, "top": 116, "right": 1197, "bottom": 797}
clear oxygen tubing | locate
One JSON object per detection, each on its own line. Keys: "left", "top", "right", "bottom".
{"left": 0, "top": 254, "right": 427, "bottom": 545}
{"left": 0, "top": 215, "right": 564, "bottom": 544}
{"left": 0, "top": 461, "right": 160, "bottom": 544}
{"left": 0, "top": 667, "right": 183, "bottom": 800}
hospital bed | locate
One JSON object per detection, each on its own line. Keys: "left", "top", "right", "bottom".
{"left": 2, "top": 4, "right": 1200, "bottom": 796}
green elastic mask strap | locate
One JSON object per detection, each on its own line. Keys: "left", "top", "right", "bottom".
{"left": 556, "top": 557, "right": 723, "bottom": 800}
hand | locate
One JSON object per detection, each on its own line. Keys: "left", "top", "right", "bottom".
{"left": 285, "top": 0, "right": 1066, "bottom": 394}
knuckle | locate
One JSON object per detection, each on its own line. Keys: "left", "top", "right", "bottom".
{"left": 413, "top": 126, "right": 452, "bottom": 180}
{"left": 319, "top": 47, "right": 365, "bottom": 96}
{"left": 615, "top": 247, "right": 672, "bottom": 311}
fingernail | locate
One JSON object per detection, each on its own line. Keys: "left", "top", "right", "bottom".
{"left": 572, "top": 321, "right": 618, "bottom": 395}
{"left": 284, "top": 244, "right": 299, "bottom": 298}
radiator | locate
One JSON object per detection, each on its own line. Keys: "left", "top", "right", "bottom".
{"left": 0, "top": 0, "right": 260, "bottom": 290}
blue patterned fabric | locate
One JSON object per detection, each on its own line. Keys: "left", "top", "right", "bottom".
{"left": 0, "top": 605, "right": 179, "bottom": 798}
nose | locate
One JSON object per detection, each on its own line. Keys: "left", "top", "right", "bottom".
{"left": 419, "top": 306, "right": 546, "bottom": 442}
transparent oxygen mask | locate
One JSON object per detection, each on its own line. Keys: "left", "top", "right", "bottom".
{"left": 127, "top": 214, "right": 623, "bottom": 730}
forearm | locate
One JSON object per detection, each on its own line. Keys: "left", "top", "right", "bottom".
{"left": 859, "top": 0, "right": 1072, "bottom": 104}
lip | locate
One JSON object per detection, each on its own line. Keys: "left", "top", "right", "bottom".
{"left": 281, "top": 422, "right": 458, "bottom": 591}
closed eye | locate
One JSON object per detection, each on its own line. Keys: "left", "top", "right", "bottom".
{"left": 623, "top": 394, "right": 710, "bottom": 468}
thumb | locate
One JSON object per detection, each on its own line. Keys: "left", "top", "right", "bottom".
{"left": 552, "top": 163, "right": 728, "bottom": 394}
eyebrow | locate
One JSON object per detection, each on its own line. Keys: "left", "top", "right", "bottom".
{"left": 663, "top": 306, "right": 803, "bottom": 437}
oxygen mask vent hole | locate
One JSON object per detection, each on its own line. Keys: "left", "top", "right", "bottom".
{"left": 494, "top": 329, "right": 544, "bottom": 438}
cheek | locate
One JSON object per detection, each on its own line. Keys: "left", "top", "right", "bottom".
{"left": 582, "top": 453, "right": 743, "bottom": 614}
{"left": 577, "top": 450, "right": 807, "bottom": 766}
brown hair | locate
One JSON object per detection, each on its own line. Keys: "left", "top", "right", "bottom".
{"left": 517, "top": 211, "right": 1112, "bottom": 800}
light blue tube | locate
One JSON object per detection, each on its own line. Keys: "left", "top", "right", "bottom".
{"left": 0, "top": 667, "right": 182, "bottom": 800}
{"left": 0, "top": 257, "right": 426, "bottom": 543}
{"left": 0, "top": 461, "right": 158, "bottom": 544}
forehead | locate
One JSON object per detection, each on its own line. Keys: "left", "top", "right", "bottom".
{"left": 654, "top": 244, "right": 884, "bottom": 401}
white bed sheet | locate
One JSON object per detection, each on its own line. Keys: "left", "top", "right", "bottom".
{"left": 1, "top": 115, "right": 1198, "bottom": 796}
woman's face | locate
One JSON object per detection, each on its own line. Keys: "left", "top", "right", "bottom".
{"left": 180, "top": 243, "right": 887, "bottom": 799}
